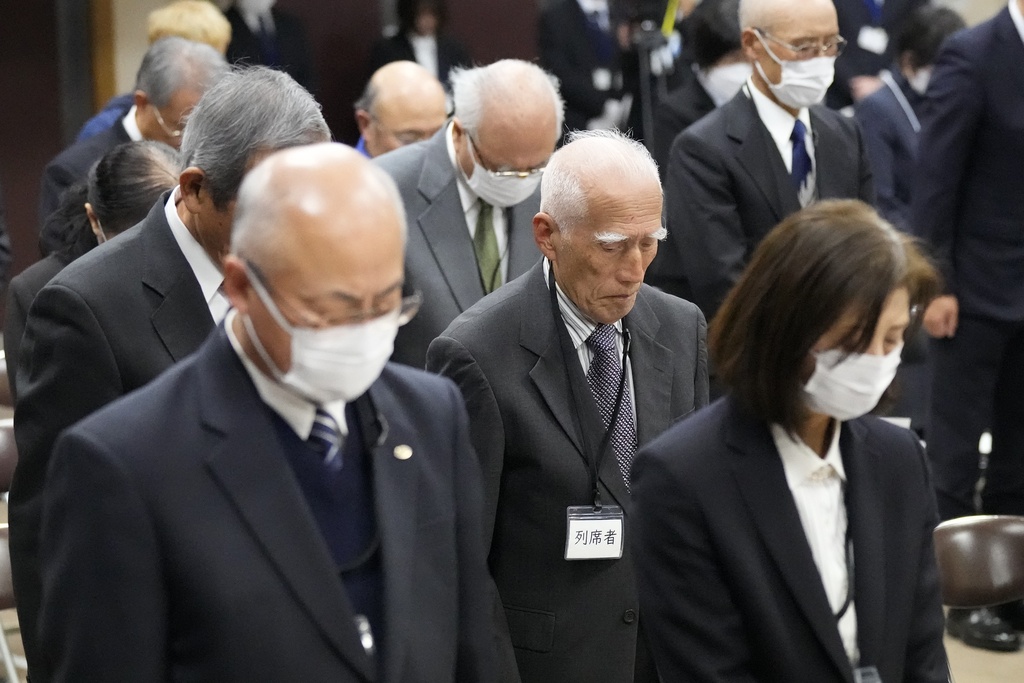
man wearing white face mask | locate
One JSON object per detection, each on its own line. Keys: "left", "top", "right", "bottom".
{"left": 376, "top": 59, "right": 564, "bottom": 368}
{"left": 37, "top": 143, "right": 498, "bottom": 682}
{"left": 660, "top": 0, "right": 874, "bottom": 324}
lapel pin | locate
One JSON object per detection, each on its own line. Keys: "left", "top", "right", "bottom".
{"left": 393, "top": 444, "right": 413, "bottom": 460}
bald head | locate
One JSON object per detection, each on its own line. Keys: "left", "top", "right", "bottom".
{"left": 738, "top": 0, "right": 836, "bottom": 32}
{"left": 355, "top": 61, "right": 448, "bottom": 158}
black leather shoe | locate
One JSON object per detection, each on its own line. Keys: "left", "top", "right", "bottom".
{"left": 946, "top": 607, "right": 1021, "bottom": 652}
{"left": 995, "top": 600, "right": 1024, "bottom": 631}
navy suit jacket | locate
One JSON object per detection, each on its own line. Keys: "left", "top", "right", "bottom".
{"left": 632, "top": 397, "right": 948, "bottom": 683}
{"left": 39, "top": 328, "right": 495, "bottom": 682}
{"left": 910, "top": 9, "right": 1024, "bottom": 321}
{"left": 225, "top": 7, "right": 317, "bottom": 95}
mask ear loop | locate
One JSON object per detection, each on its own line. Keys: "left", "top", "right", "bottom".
{"left": 241, "top": 312, "right": 289, "bottom": 382}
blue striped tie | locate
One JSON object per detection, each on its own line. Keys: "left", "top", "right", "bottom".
{"left": 309, "top": 408, "right": 343, "bottom": 472}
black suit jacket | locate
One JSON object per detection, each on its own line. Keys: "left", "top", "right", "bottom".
{"left": 0, "top": 182, "right": 11, "bottom": 284}
{"left": 910, "top": 9, "right": 1024, "bottom": 322}
{"left": 368, "top": 32, "right": 470, "bottom": 88}
{"left": 37, "top": 121, "right": 130, "bottom": 238}
{"left": 539, "top": 0, "right": 621, "bottom": 134}
{"left": 375, "top": 128, "right": 541, "bottom": 368}
{"left": 659, "top": 91, "right": 874, "bottom": 319}
{"left": 426, "top": 262, "right": 709, "bottom": 683}
{"left": 632, "top": 397, "right": 948, "bottom": 682}
{"left": 225, "top": 7, "right": 317, "bottom": 94}
{"left": 11, "top": 195, "right": 215, "bottom": 680}
{"left": 39, "top": 328, "right": 495, "bottom": 682}
{"left": 828, "top": 0, "right": 926, "bottom": 110}
{"left": 652, "top": 73, "right": 715, "bottom": 176}
{"left": 3, "top": 254, "right": 70, "bottom": 402}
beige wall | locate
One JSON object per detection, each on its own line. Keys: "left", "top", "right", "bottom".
{"left": 934, "top": 0, "right": 1005, "bottom": 25}
{"left": 111, "top": 0, "right": 166, "bottom": 93}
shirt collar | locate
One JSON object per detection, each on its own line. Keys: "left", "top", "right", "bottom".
{"left": 746, "top": 78, "right": 812, "bottom": 151}
{"left": 445, "top": 120, "right": 478, "bottom": 215}
{"left": 770, "top": 422, "right": 847, "bottom": 489}
{"left": 122, "top": 104, "right": 144, "bottom": 142}
{"left": 542, "top": 258, "right": 622, "bottom": 350}
{"left": 164, "top": 189, "right": 225, "bottom": 308}
{"left": 224, "top": 309, "right": 348, "bottom": 439}
{"left": 1010, "top": 0, "right": 1024, "bottom": 48}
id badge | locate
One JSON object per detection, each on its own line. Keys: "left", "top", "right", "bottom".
{"left": 592, "top": 68, "right": 613, "bottom": 92}
{"left": 857, "top": 26, "right": 889, "bottom": 55}
{"left": 853, "top": 666, "right": 882, "bottom": 683}
{"left": 565, "top": 505, "right": 624, "bottom": 560}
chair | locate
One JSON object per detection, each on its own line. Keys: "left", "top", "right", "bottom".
{"left": 933, "top": 514, "right": 1024, "bottom": 608}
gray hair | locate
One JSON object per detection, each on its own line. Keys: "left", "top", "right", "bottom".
{"left": 179, "top": 66, "right": 331, "bottom": 208}
{"left": 540, "top": 129, "right": 662, "bottom": 234}
{"left": 231, "top": 145, "right": 408, "bottom": 268}
{"left": 134, "top": 36, "right": 228, "bottom": 107}
{"left": 450, "top": 59, "right": 565, "bottom": 139}
{"left": 353, "top": 81, "right": 377, "bottom": 114}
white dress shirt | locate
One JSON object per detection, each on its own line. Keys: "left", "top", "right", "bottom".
{"left": 121, "top": 105, "right": 144, "bottom": 142}
{"left": 746, "top": 80, "right": 817, "bottom": 206}
{"left": 409, "top": 32, "right": 439, "bottom": 80}
{"left": 770, "top": 423, "right": 859, "bottom": 665}
{"left": 163, "top": 189, "right": 231, "bottom": 323}
{"left": 1010, "top": 0, "right": 1024, "bottom": 46}
{"left": 225, "top": 309, "right": 348, "bottom": 438}
{"left": 445, "top": 121, "right": 510, "bottom": 282}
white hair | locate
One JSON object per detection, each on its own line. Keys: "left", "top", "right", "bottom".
{"left": 737, "top": 0, "right": 777, "bottom": 30}
{"left": 540, "top": 129, "right": 663, "bottom": 236}
{"left": 449, "top": 59, "right": 565, "bottom": 139}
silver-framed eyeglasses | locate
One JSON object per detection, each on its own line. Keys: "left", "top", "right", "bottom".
{"left": 754, "top": 28, "right": 848, "bottom": 60}
{"left": 468, "top": 135, "right": 546, "bottom": 179}
{"left": 152, "top": 106, "right": 184, "bottom": 139}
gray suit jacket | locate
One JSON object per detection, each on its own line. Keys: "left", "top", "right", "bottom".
{"left": 426, "top": 262, "right": 709, "bottom": 683}
{"left": 375, "top": 127, "right": 542, "bottom": 368}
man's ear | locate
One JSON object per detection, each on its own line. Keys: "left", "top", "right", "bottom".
{"left": 741, "top": 27, "right": 762, "bottom": 62}
{"left": 133, "top": 90, "right": 150, "bottom": 110}
{"left": 355, "top": 109, "right": 373, "bottom": 136}
{"left": 178, "top": 166, "right": 207, "bottom": 215}
{"left": 533, "top": 212, "right": 559, "bottom": 263}
{"left": 221, "top": 255, "right": 251, "bottom": 315}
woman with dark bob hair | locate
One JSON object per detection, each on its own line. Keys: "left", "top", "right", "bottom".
{"left": 631, "top": 200, "right": 949, "bottom": 682}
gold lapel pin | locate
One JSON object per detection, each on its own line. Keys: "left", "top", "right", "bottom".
{"left": 393, "top": 445, "right": 413, "bottom": 460}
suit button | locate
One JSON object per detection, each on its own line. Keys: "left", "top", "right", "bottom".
{"left": 623, "top": 609, "right": 636, "bottom": 624}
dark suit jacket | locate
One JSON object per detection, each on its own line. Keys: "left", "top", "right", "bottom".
{"left": 828, "top": 0, "right": 926, "bottom": 110}
{"left": 225, "top": 7, "right": 317, "bottom": 94}
{"left": 39, "top": 328, "right": 495, "bottom": 682}
{"left": 368, "top": 32, "right": 470, "bottom": 87}
{"left": 632, "top": 397, "right": 948, "bottom": 682}
{"left": 539, "top": 0, "right": 620, "bottom": 134}
{"left": 855, "top": 71, "right": 922, "bottom": 231}
{"left": 652, "top": 73, "right": 715, "bottom": 176}
{"left": 426, "top": 262, "right": 709, "bottom": 683}
{"left": 37, "top": 120, "right": 130, "bottom": 237}
{"left": 375, "top": 128, "right": 541, "bottom": 368}
{"left": 659, "top": 91, "right": 874, "bottom": 320}
{"left": 0, "top": 182, "right": 11, "bottom": 287}
{"left": 11, "top": 195, "right": 215, "bottom": 680}
{"left": 910, "top": 9, "right": 1024, "bottom": 322}
{"left": 3, "top": 254, "right": 70, "bottom": 403}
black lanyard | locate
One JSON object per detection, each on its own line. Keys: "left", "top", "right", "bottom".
{"left": 547, "top": 265, "right": 631, "bottom": 509}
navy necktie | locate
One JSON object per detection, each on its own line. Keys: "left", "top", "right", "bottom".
{"left": 585, "top": 11, "right": 615, "bottom": 66}
{"left": 791, "top": 119, "right": 812, "bottom": 194}
{"left": 585, "top": 324, "right": 638, "bottom": 489}
{"left": 309, "top": 408, "right": 343, "bottom": 473}
{"left": 257, "top": 13, "right": 281, "bottom": 67}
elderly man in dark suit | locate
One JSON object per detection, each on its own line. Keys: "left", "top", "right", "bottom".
{"left": 658, "top": 0, "right": 873, "bottom": 323}
{"left": 38, "top": 142, "right": 495, "bottom": 682}
{"left": 911, "top": 0, "right": 1024, "bottom": 652}
{"left": 376, "top": 59, "right": 563, "bottom": 368}
{"left": 427, "top": 129, "right": 709, "bottom": 683}
{"left": 38, "top": 37, "right": 227, "bottom": 251}
{"left": 11, "top": 67, "right": 330, "bottom": 682}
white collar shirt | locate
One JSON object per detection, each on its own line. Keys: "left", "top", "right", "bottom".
{"left": 1010, "top": 0, "right": 1024, "bottom": 47}
{"left": 770, "top": 423, "right": 859, "bottom": 666}
{"left": 746, "top": 79, "right": 816, "bottom": 206}
{"left": 240, "top": 9, "right": 274, "bottom": 34}
{"left": 164, "top": 188, "right": 230, "bottom": 323}
{"left": 225, "top": 309, "right": 348, "bottom": 438}
{"left": 121, "top": 105, "right": 144, "bottom": 142}
{"left": 408, "top": 32, "right": 439, "bottom": 79}
{"left": 445, "top": 121, "right": 510, "bottom": 282}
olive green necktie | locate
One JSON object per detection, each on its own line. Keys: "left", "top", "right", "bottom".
{"left": 473, "top": 201, "right": 502, "bottom": 294}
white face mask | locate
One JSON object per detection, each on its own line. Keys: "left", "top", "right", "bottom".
{"left": 907, "top": 66, "right": 932, "bottom": 95}
{"left": 755, "top": 34, "right": 835, "bottom": 109}
{"left": 244, "top": 274, "right": 399, "bottom": 405}
{"left": 464, "top": 138, "right": 543, "bottom": 209}
{"left": 699, "top": 62, "right": 753, "bottom": 107}
{"left": 803, "top": 344, "right": 903, "bottom": 421}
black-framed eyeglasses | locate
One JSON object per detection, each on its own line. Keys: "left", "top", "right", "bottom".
{"left": 755, "top": 28, "right": 848, "bottom": 60}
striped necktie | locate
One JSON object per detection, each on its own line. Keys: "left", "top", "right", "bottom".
{"left": 309, "top": 408, "right": 343, "bottom": 472}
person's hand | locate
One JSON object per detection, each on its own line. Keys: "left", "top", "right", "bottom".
{"left": 923, "top": 295, "right": 959, "bottom": 338}
{"left": 849, "top": 75, "right": 884, "bottom": 102}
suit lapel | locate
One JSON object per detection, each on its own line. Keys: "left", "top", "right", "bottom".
{"left": 625, "top": 291, "right": 671, "bottom": 446}
{"left": 415, "top": 130, "right": 486, "bottom": 313}
{"left": 840, "top": 421, "right": 886, "bottom": 669}
{"left": 140, "top": 197, "right": 216, "bottom": 361}
{"left": 729, "top": 95, "right": 799, "bottom": 221}
{"left": 809, "top": 109, "right": 854, "bottom": 202}
{"left": 198, "top": 333, "right": 374, "bottom": 681}
{"left": 725, "top": 402, "right": 853, "bottom": 681}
